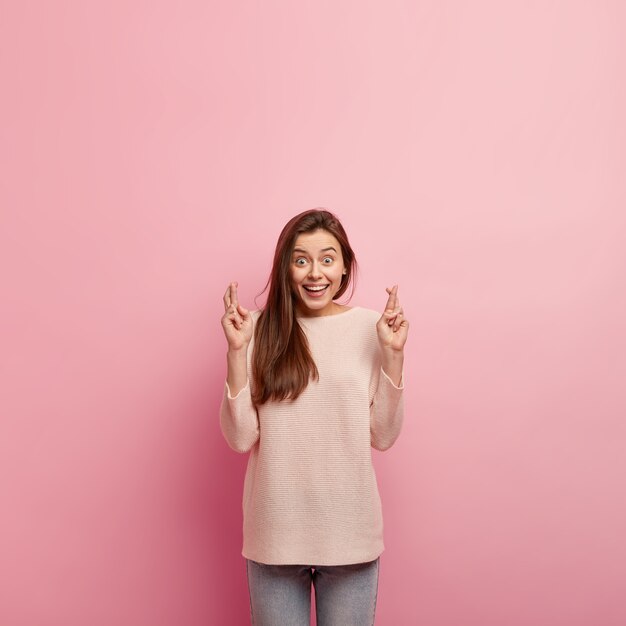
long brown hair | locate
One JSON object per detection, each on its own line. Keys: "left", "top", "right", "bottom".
{"left": 251, "top": 209, "right": 357, "bottom": 405}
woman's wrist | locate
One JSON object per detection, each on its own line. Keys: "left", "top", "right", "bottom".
{"left": 381, "top": 346, "right": 404, "bottom": 361}
{"left": 226, "top": 346, "right": 249, "bottom": 396}
{"left": 227, "top": 346, "right": 247, "bottom": 354}
{"left": 227, "top": 344, "right": 249, "bottom": 357}
{"left": 381, "top": 349, "right": 404, "bottom": 387}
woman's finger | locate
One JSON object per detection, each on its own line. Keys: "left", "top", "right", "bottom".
{"left": 237, "top": 303, "right": 249, "bottom": 322}
{"left": 222, "top": 303, "right": 243, "bottom": 330}
{"left": 383, "top": 285, "right": 395, "bottom": 311}
{"left": 231, "top": 304, "right": 243, "bottom": 329}
{"left": 231, "top": 282, "right": 239, "bottom": 310}
{"left": 384, "top": 284, "right": 398, "bottom": 312}
{"left": 393, "top": 312, "right": 403, "bottom": 332}
{"left": 223, "top": 281, "right": 239, "bottom": 312}
{"left": 223, "top": 284, "right": 232, "bottom": 311}
{"left": 384, "top": 305, "right": 403, "bottom": 325}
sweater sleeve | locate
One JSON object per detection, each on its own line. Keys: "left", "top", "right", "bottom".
{"left": 370, "top": 365, "right": 404, "bottom": 451}
{"left": 219, "top": 378, "right": 260, "bottom": 453}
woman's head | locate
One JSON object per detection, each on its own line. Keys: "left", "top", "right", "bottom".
{"left": 269, "top": 209, "right": 357, "bottom": 317}
{"left": 252, "top": 208, "right": 358, "bottom": 404}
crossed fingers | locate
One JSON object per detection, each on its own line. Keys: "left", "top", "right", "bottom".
{"left": 223, "top": 281, "right": 243, "bottom": 329}
{"left": 384, "top": 284, "right": 405, "bottom": 332}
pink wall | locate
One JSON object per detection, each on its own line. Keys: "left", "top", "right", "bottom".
{"left": 2, "top": 1, "right": 625, "bottom": 624}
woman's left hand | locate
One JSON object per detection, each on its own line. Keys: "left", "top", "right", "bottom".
{"left": 376, "top": 284, "right": 409, "bottom": 352}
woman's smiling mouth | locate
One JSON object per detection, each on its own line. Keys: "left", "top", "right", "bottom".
{"left": 303, "top": 284, "right": 329, "bottom": 296}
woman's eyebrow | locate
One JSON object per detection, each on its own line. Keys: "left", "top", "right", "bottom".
{"left": 293, "top": 246, "right": 337, "bottom": 254}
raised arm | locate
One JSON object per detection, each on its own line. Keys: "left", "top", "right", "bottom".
{"left": 376, "top": 284, "right": 408, "bottom": 385}
{"left": 222, "top": 281, "right": 253, "bottom": 395}
{"left": 370, "top": 284, "right": 409, "bottom": 451}
{"left": 219, "top": 282, "right": 259, "bottom": 453}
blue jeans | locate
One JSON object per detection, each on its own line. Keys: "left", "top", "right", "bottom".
{"left": 245, "top": 557, "right": 380, "bottom": 625}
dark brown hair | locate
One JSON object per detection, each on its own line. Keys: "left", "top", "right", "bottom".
{"left": 251, "top": 208, "right": 357, "bottom": 405}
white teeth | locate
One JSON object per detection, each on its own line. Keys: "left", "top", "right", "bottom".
{"left": 304, "top": 285, "right": 328, "bottom": 291}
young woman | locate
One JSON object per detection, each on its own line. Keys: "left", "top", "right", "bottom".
{"left": 219, "top": 208, "right": 408, "bottom": 625}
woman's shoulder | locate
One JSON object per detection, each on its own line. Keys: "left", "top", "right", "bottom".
{"left": 335, "top": 307, "right": 379, "bottom": 348}
{"left": 333, "top": 306, "right": 380, "bottom": 333}
{"left": 351, "top": 306, "right": 380, "bottom": 322}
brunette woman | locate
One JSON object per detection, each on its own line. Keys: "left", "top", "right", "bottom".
{"left": 219, "top": 208, "right": 408, "bottom": 625}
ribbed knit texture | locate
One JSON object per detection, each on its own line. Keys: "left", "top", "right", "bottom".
{"left": 219, "top": 306, "right": 404, "bottom": 566}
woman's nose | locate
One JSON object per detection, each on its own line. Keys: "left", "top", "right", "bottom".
{"left": 308, "top": 262, "right": 322, "bottom": 278}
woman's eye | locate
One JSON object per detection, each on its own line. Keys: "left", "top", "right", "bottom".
{"left": 295, "top": 258, "right": 307, "bottom": 266}
{"left": 323, "top": 257, "right": 333, "bottom": 264}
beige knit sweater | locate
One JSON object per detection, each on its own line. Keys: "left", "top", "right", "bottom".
{"left": 219, "top": 306, "right": 404, "bottom": 566}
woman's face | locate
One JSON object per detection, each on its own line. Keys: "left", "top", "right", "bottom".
{"left": 290, "top": 229, "right": 346, "bottom": 317}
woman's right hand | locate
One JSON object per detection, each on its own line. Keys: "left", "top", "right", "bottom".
{"left": 221, "top": 281, "right": 253, "bottom": 351}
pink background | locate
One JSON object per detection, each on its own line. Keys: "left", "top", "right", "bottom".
{"left": 2, "top": 1, "right": 625, "bottom": 624}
